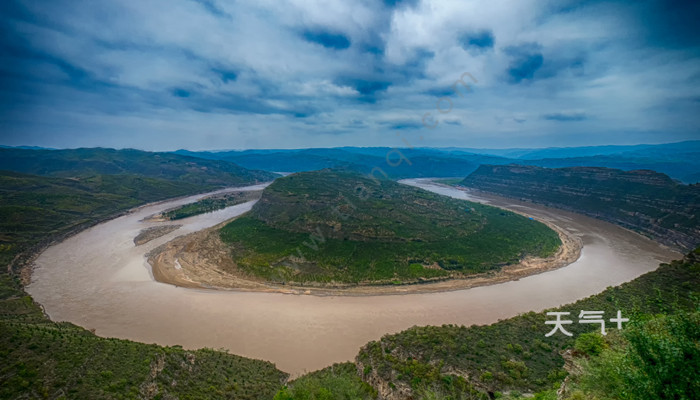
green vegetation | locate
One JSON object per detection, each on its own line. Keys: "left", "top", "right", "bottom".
{"left": 355, "top": 249, "right": 700, "bottom": 398}
{"left": 2, "top": 153, "right": 696, "bottom": 399}
{"left": 273, "top": 363, "right": 376, "bottom": 400}
{"left": 0, "top": 147, "right": 278, "bottom": 186}
{"left": 574, "top": 332, "right": 606, "bottom": 357}
{"left": 432, "top": 178, "right": 465, "bottom": 186}
{"left": 0, "top": 170, "right": 288, "bottom": 399}
{"left": 0, "top": 171, "right": 207, "bottom": 255}
{"left": 0, "top": 275, "right": 286, "bottom": 399}
{"left": 461, "top": 165, "right": 700, "bottom": 251}
{"left": 220, "top": 169, "right": 561, "bottom": 285}
{"left": 569, "top": 311, "right": 699, "bottom": 400}
{"left": 162, "top": 191, "right": 261, "bottom": 220}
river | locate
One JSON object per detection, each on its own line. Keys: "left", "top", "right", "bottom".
{"left": 27, "top": 179, "right": 681, "bottom": 377}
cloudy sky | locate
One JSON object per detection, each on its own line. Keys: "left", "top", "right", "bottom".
{"left": 1, "top": 0, "right": 699, "bottom": 150}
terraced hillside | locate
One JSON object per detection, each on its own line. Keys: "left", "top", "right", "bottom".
{"left": 219, "top": 169, "right": 561, "bottom": 285}
{"left": 461, "top": 165, "right": 700, "bottom": 250}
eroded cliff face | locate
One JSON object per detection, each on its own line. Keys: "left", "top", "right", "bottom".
{"left": 461, "top": 165, "right": 699, "bottom": 251}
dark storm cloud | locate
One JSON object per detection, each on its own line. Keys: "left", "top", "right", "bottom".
{"left": 459, "top": 31, "right": 495, "bottom": 51}
{"left": 212, "top": 68, "right": 238, "bottom": 83}
{"left": 0, "top": 0, "right": 698, "bottom": 149}
{"left": 549, "top": 0, "right": 700, "bottom": 49}
{"left": 378, "top": 119, "right": 424, "bottom": 130}
{"left": 172, "top": 88, "right": 191, "bottom": 98}
{"left": 302, "top": 29, "right": 351, "bottom": 50}
{"left": 505, "top": 44, "right": 545, "bottom": 84}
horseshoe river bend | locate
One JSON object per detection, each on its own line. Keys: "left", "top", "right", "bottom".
{"left": 27, "top": 179, "right": 680, "bottom": 377}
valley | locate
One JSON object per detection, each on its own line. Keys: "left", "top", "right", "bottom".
{"left": 0, "top": 146, "right": 695, "bottom": 399}
{"left": 3, "top": 1, "right": 699, "bottom": 396}
{"left": 26, "top": 178, "right": 680, "bottom": 378}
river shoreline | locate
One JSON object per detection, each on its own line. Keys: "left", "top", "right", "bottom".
{"left": 27, "top": 179, "right": 681, "bottom": 376}
{"left": 147, "top": 187, "right": 582, "bottom": 296}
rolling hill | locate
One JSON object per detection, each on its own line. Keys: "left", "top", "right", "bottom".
{"left": 460, "top": 165, "right": 700, "bottom": 251}
{"left": 0, "top": 171, "right": 213, "bottom": 261}
{"left": 0, "top": 170, "right": 289, "bottom": 399}
{"left": 355, "top": 248, "right": 700, "bottom": 399}
{"left": 218, "top": 169, "right": 561, "bottom": 285}
{"left": 0, "top": 147, "right": 278, "bottom": 186}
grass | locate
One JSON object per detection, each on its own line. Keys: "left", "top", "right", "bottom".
{"left": 567, "top": 311, "right": 699, "bottom": 400}
{"left": 2, "top": 165, "right": 695, "bottom": 399}
{"left": 0, "top": 171, "right": 211, "bottom": 249}
{"left": 0, "top": 277, "right": 286, "bottom": 399}
{"left": 431, "top": 178, "right": 465, "bottom": 186}
{"left": 461, "top": 165, "right": 700, "bottom": 251}
{"left": 273, "top": 363, "right": 376, "bottom": 400}
{"left": 0, "top": 147, "right": 278, "bottom": 187}
{"left": 356, "top": 248, "right": 700, "bottom": 398}
{"left": 219, "top": 169, "right": 561, "bottom": 285}
{"left": 0, "top": 170, "right": 289, "bottom": 399}
{"left": 162, "top": 191, "right": 260, "bottom": 220}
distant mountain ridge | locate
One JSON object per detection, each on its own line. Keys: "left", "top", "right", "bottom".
{"left": 461, "top": 164, "right": 700, "bottom": 251}
{"left": 0, "top": 147, "right": 278, "bottom": 187}
{"left": 174, "top": 141, "right": 700, "bottom": 183}
{"left": 443, "top": 140, "right": 700, "bottom": 159}
{"left": 2, "top": 142, "right": 697, "bottom": 183}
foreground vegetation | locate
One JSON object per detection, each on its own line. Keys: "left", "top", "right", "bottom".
{"left": 355, "top": 249, "right": 699, "bottom": 398}
{"left": 273, "top": 363, "right": 376, "bottom": 400}
{"left": 0, "top": 170, "right": 289, "bottom": 399}
{"left": 0, "top": 273, "right": 287, "bottom": 399}
{"left": 220, "top": 170, "right": 561, "bottom": 285}
{"left": 564, "top": 310, "right": 699, "bottom": 400}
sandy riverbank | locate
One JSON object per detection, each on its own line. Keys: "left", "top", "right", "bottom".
{"left": 147, "top": 207, "right": 582, "bottom": 296}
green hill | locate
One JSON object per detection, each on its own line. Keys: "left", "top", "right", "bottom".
{"left": 0, "top": 171, "right": 212, "bottom": 259}
{"left": 461, "top": 165, "right": 700, "bottom": 251}
{"left": 2, "top": 166, "right": 696, "bottom": 399}
{"left": 353, "top": 248, "right": 700, "bottom": 399}
{"left": 0, "top": 171, "right": 288, "bottom": 399}
{"left": 219, "top": 169, "right": 561, "bottom": 285}
{"left": 0, "top": 147, "right": 278, "bottom": 187}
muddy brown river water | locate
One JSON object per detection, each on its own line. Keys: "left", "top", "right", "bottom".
{"left": 27, "top": 179, "right": 681, "bottom": 377}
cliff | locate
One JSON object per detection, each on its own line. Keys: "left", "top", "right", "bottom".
{"left": 461, "top": 165, "right": 699, "bottom": 251}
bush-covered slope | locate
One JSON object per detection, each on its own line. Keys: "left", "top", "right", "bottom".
{"left": 461, "top": 165, "right": 700, "bottom": 251}
{"left": 273, "top": 363, "right": 376, "bottom": 400}
{"left": 0, "top": 276, "right": 287, "bottom": 400}
{"left": 220, "top": 169, "right": 561, "bottom": 285}
{"left": 0, "top": 171, "right": 288, "bottom": 399}
{"left": 0, "top": 171, "right": 212, "bottom": 261}
{"left": 564, "top": 310, "right": 699, "bottom": 400}
{"left": 355, "top": 249, "right": 699, "bottom": 398}
{"left": 0, "top": 147, "right": 278, "bottom": 186}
